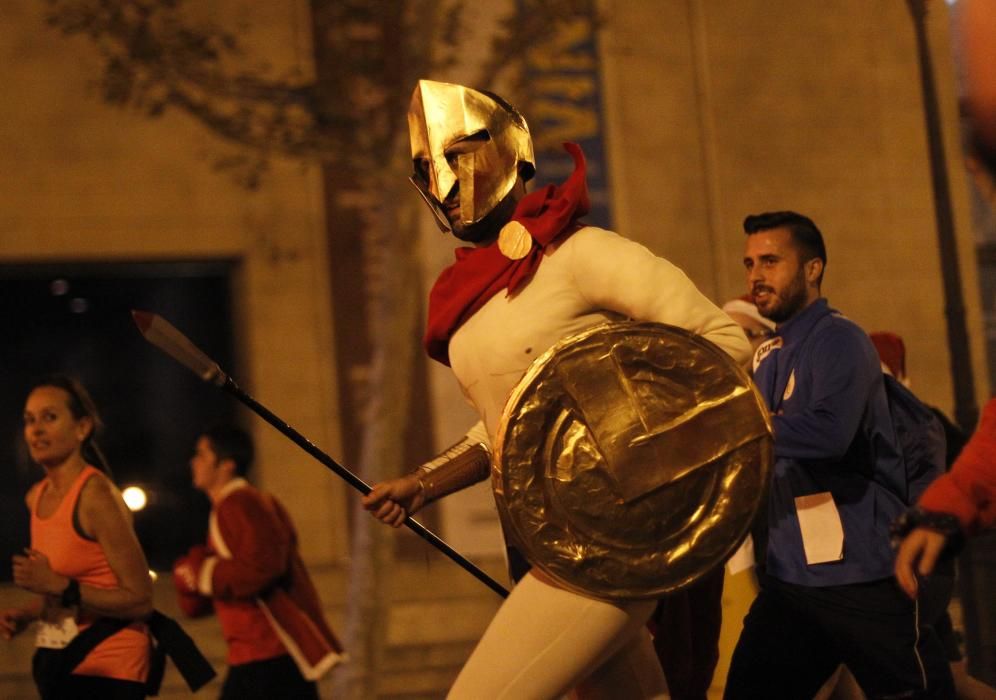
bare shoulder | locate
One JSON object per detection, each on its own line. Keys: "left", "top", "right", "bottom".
{"left": 24, "top": 481, "right": 43, "bottom": 510}
{"left": 79, "top": 470, "right": 119, "bottom": 504}
{"left": 79, "top": 471, "right": 132, "bottom": 528}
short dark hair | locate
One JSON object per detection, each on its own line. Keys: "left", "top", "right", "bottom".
{"left": 201, "top": 425, "right": 254, "bottom": 477}
{"left": 743, "top": 211, "right": 827, "bottom": 273}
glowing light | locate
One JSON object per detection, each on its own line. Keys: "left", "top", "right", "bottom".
{"left": 69, "top": 297, "right": 89, "bottom": 313}
{"left": 50, "top": 279, "right": 70, "bottom": 296}
{"left": 148, "top": 570, "right": 159, "bottom": 582}
{"left": 122, "top": 486, "right": 148, "bottom": 512}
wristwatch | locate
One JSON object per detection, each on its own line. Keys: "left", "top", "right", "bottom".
{"left": 60, "top": 578, "right": 81, "bottom": 608}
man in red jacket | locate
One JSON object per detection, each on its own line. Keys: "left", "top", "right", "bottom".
{"left": 173, "top": 425, "right": 344, "bottom": 699}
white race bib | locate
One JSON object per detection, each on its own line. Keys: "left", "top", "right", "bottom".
{"left": 35, "top": 616, "right": 79, "bottom": 650}
{"left": 795, "top": 492, "right": 845, "bottom": 565}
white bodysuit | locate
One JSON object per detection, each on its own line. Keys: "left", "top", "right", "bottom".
{"left": 449, "top": 226, "right": 751, "bottom": 439}
{"left": 443, "top": 227, "right": 751, "bottom": 699}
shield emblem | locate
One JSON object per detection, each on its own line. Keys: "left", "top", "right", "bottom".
{"left": 493, "top": 321, "right": 773, "bottom": 599}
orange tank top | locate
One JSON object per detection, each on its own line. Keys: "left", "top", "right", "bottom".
{"left": 31, "top": 465, "right": 150, "bottom": 682}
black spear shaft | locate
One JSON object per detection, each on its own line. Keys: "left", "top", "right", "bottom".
{"left": 132, "top": 310, "right": 508, "bottom": 599}
{"left": 224, "top": 376, "right": 371, "bottom": 494}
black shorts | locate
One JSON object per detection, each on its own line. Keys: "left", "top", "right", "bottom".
{"left": 220, "top": 654, "right": 319, "bottom": 700}
{"left": 32, "top": 649, "right": 146, "bottom": 700}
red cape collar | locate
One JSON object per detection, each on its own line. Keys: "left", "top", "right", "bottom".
{"left": 423, "top": 142, "right": 591, "bottom": 366}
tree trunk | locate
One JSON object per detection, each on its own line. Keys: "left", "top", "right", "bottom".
{"left": 332, "top": 174, "right": 423, "bottom": 699}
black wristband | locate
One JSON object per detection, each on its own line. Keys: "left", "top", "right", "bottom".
{"left": 890, "top": 506, "right": 965, "bottom": 555}
{"left": 60, "top": 578, "right": 81, "bottom": 608}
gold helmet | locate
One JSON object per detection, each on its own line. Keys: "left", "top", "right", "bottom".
{"left": 408, "top": 80, "right": 535, "bottom": 232}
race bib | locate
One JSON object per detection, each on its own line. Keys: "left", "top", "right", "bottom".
{"left": 795, "top": 492, "right": 844, "bottom": 565}
{"left": 35, "top": 616, "right": 79, "bottom": 649}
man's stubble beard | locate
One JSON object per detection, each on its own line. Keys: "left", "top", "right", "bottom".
{"left": 762, "top": 267, "right": 810, "bottom": 324}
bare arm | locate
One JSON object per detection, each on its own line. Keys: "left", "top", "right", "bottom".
{"left": 78, "top": 476, "right": 153, "bottom": 618}
{"left": 4, "top": 484, "right": 47, "bottom": 639}
{"left": 15, "top": 475, "right": 153, "bottom": 619}
{"left": 0, "top": 597, "right": 43, "bottom": 640}
{"left": 894, "top": 527, "right": 947, "bottom": 599}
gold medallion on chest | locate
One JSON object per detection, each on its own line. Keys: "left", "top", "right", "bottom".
{"left": 498, "top": 221, "right": 533, "bottom": 260}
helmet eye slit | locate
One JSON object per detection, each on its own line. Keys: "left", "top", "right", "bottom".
{"left": 413, "top": 158, "right": 431, "bottom": 185}
{"left": 408, "top": 80, "right": 535, "bottom": 232}
{"left": 445, "top": 130, "right": 491, "bottom": 160}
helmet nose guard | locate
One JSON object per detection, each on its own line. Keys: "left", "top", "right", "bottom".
{"left": 408, "top": 79, "right": 535, "bottom": 231}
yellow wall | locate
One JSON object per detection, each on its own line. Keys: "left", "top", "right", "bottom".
{"left": 0, "top": 1, "right": 990, "bottom": 697}
{"left": 599, "top": 0, "right": 989, "bottom": 417}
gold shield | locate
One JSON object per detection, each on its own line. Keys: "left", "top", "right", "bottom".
{"left": 493, "top": 322, "right": 773, "bottom": 600}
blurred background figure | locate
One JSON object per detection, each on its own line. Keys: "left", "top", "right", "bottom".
{"left": 812, "top": 334, "right": 994, "bottom": 699}
{"left": 647, "top": 565, "right": 725, "bottom": 700}
{"left": 172, "top": 425, "right": 344, "bottom": 700}
{"left": 1, "top": 375, "right": 154, "bottom": 699}
{"left": 962, "top": 0, "right": 996, "bottom": 177}
{"left": 894, "top": 399, "right": 996, "bottom": 587}
{"left": 891, "top": 388, "right": 996, "bottom": 700}
{"left": 870, "top": 331, "right": 969, "bottom": 465}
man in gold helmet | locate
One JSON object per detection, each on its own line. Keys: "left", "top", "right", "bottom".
{"left": 363, "top": 80, "right": 754, "bottom": 699}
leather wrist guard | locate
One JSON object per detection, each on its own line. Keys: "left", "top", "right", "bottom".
{"left": 415, "top": 442, "right": 491, "bottom": 504}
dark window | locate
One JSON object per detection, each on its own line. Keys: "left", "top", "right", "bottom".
{"left": 0, "top": 261, "right": 238, "bottom": 574}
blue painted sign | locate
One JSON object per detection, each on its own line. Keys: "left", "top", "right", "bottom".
{"left": 521, "top": 11, "right": 612, "bottom": 229}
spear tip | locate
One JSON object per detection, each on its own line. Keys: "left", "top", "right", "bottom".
{"left": 131, "top": 309, "right": 154, "bottom": 334}
{"left": 132, "top": 309, "right": 227, "bottom": 386}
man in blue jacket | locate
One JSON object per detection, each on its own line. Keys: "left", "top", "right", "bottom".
{"left": 724, "top": 211, "right": 953, "bottom": 699}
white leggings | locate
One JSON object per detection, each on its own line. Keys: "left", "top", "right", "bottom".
{"left": 448, "top": 572, "right": 669, "bottom": 700}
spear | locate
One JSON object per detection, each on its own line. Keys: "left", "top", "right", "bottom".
{"left": 132, "top": 310, "right": 509, "bottom": 599}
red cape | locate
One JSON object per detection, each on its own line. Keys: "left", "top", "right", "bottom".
{"left": 423, "top": 142, "right": 590, "bottom": 366}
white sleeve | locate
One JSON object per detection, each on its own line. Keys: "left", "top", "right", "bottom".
{"left": 566, "top": 228, "right": 752, "bottom": 367}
